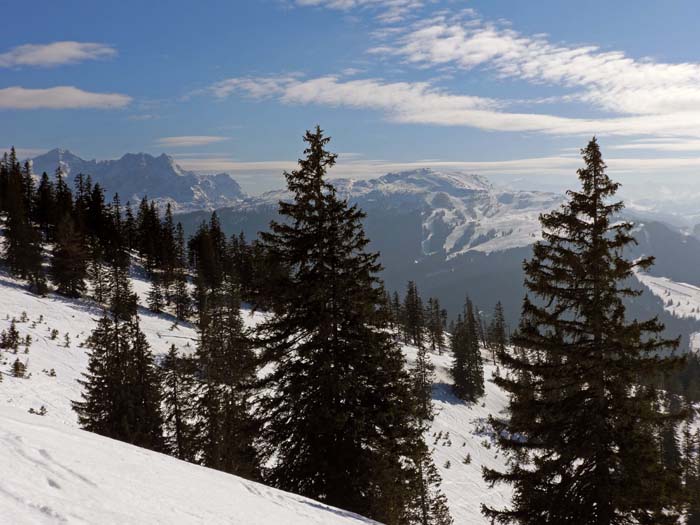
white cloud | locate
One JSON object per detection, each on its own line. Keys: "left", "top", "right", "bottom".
{"left": 0, "top": 86, "right": 131, "bottom": 110}
{"left": 295, "top": 0, "right": 425, "bottom": 22}
{"left": 207, "top": 74, "right": 700, "bottom": 137}
{"left": 127, "top": 114, "right": 159, "bottom": 121}
{"left": 155, "top": 136, "right": 230, "bottom": 148}
{"left": 609, "top": 138, "right": 700, "bottom": 152}
{"left": 0, "top": 42, "right": 116, "bottom": 68}
{"left": 373, "top": 16, "right": 700, "bottom": 118}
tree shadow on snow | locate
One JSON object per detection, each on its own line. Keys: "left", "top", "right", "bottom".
{"left": 432, "top": 382, "right": 469, "bottom": 406}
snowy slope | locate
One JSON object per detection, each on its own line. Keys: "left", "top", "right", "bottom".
{"left": 634, "top": 270, "right": 700, "bottom": 352}
{"left": 0, "top": 271, "right": 510, "bottom": 524}
{"left": 0, "top": 406, "right": 378, "bottom": 525}
{"left": 0, "top": 269, "right": 263, "bottom": 425}
{"left": 635, "top": 271, "right": 700, "bottom": 321}
{"left": 403, "top": 347, "right": 511, "bottom": 520}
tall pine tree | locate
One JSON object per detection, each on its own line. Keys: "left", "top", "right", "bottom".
{"left": 257, "top": 127, "right": 424, "bottom": 523}
{"left": 73, "top": 267, "right": 163, "bottom": 450}
{"left": 161, "top": 345, "right": 197, "bottom": 461}
{"left": 450, "top": 298, "right": 484, "bottom": 402}
{"left": 483, "top": 138, "right": 685, "bottom": 524}
{"left": 194, "top": 276, "right": 259, "bottom": 479}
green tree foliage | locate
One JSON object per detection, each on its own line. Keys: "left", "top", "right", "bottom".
{"left": 483, "top": 138, "right": 686, "bottom": 524}
{"left": 51, "top": 214, "right": 87, "bottom": 297}
{"left": 73, "top": 268, "right": 163, "bottom": 451}
{"left": 161, "top": 345, "right": 197, "bottom": 462}
{"left": 486, "top": 301, "right": 507, "bottom": 365}
{"left": 257, "top": 127, "right": 425, "bottom": 523}
{"left": 450, "top": 298, "right": 484, "bottom": 402}
{"left": 194, "top": 277, "right": 259, "bottom": 479}
{"left": 403, "top": 281, "right": 425, "bottom": 346}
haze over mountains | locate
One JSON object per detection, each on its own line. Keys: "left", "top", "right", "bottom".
{"left": 27, "top": 148, "right": 700, "bottom": 346}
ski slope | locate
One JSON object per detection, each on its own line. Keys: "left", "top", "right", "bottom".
{"left": 0, "top": 405, "right": 378, "bottom": 525}
{"left": 0, "top": 269, "right": 511, "bottom": 524}
{"left": 635, "top": 271, "right": 700, "bottom": 321}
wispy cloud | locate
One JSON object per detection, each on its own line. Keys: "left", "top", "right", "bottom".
{"left": 0, "top": 86, "right": 131, "bottom": 110}
{"left": 372, "top": 14, "right": 700, "bottom": 118}
{"left": 295, "top": 0, "right": 426, "bottom": 23}
{"left": 0, "top": 42, "right": 116, "bottom": 68}
{"left": 127, "top": 114, "right": 159, "bottom": 121}
{"left": 206, "top": 74, "right": 700, "bottom": 137}
{"left": 609, "top": 138, "right": 700, "bottom": 152}
{"left": 155, "top": 136, "right": 230, "bottom": 148}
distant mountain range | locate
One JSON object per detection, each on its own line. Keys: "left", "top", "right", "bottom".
{"left": 235, "top": 168, "right": 565, "bottom": 257}
{"left": 27, "top": 150, "right": 700, "bottom": 345}
{"left": 30, "top": 149, "right": 246, "bottom": 211}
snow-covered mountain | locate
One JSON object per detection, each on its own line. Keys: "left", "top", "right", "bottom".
{"left": 0, "top": 267, "right": 511, "bottom": 523}
{"left": 253, "top": 168, "right": 564, "bottom": 257}
{"left": 30, "top": 149, "right": 246, "bottom": 212}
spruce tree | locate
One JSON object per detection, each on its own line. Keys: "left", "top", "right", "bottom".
{"left": 403, "top": 281, "right": 425, "bottom": 346}
{"left": 0, "top": 320, "right": 20, "bottom": 351}
{"left": 194, "top": 276, "right": 259, "bottom": 479}
{"left": 51, "top": 215, "right": 87, "bottom": 298}
{"left": 168, "top": 223, "right": 191, "bottom": 320}
{"left": 412, "top": 343, "right": 435, "bottom": 422}
{"left": 409, "top": 336, "right": 453, "bottom": 524}
{"left": 2, "top": 154, "right": 46, "bottom": 292}
{"left": 450, "top": 298, "right": 484, "bottom": 402}
{"left": 410, "top": 443, "right": 454, "bottom": 525}
{"left": 73, "top": 268, "right": 163, "bottom": 450}
{"left": 487, "top": 301, "right": 507, "bottom": 364}
{"left": 33, "top": 172, "right": 56, "bottom": 240}
{"left": 426, "top": 297, "right": 446, "bottom": 354}
{"left": 161, "top": 344, "right": 197, "bottom": 461}
{"left": 12, "top": 358, "right": 26, "bottom": 378}
{"left": 257, "top": 127, "right": 424, "bottom": 523}
{"left": 464, "top": 300, "right": 484, "bottom": 400}
{"left": 483, "top": 138, "right": 685, "bottom": 524}
{"left": 147, "top": 274, "right": 166, "bottom": 313}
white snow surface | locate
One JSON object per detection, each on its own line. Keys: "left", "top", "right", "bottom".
{"left": 0, "top": 269, "right": 511, "bottom": 524}
{"left": 634, "top": 270, "right": 700, "bottom": 352}
{"left": 0, "top": 406, "right": 378, "bottom": 525}
{"left": 635, "top": 271, "right": 700, "bottom": 322}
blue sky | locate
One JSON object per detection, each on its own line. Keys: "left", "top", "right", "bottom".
{"left": 3, "top": 0, "right": 700, "bottom": 196}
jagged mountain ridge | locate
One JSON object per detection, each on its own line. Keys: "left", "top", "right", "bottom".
{"left": 30, "top": 148, "right": 246, "bottom": 211}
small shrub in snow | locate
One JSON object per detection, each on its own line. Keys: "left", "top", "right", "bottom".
{"left": 19, "top": 311, "right": 28, "bottom": 323}
{"left": 444, "top": 460, "right": 451, "bottom": 469}
{"left": 12, "top": 358, "right": 26, "bottom": 378}
{"left": 0, "top": 320, "right": 20, "bottom": 352}
{"left": 28, "top": 405, "right": 47, "bottom": 416}
{"left": 49, "top": 328, "right": 59, "bottom": 340}
{"left": 463, "top": 454, "right": 472, "bottom": 465}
